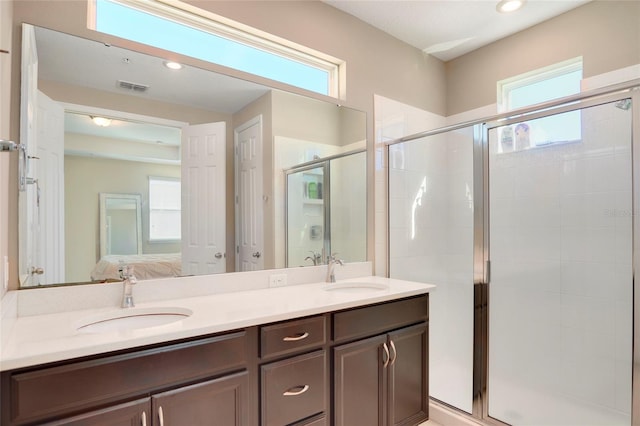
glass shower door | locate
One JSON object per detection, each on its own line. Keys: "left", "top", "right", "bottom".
{"left": 286, "top": 165, "right": 326, "bottom": 267}
{"left": 388, "top": 127, "right": 475, "bottom": 413}
{"left": 487, "top": 99, "right": 633, "bottom": 425}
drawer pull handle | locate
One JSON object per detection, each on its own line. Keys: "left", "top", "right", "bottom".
{"left": 283, "top": 384, "right": 310, "bottom": 396}
{"left": 141, "top": 411, "right": 147, "bottom": 426}
{"left": 283, "top": 332, "right": 309, "bottom": 342}
{"left": 158, "top": 406, "right": 164, "bottom": 426}
{"left": 382, "top": 342, "right": 390, "bottom": 368}
{"left": 389, "top": 340, "right": 397, "bottom": 366}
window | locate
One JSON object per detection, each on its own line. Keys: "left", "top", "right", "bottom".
{"left": 149, "top": 176, "right": 181, "bottom": 241}
{"left": 497, "top": 58, "right": 583, "bottom": 151}
{"left": 90, "top": 0, "right": 342, "bottom": 97}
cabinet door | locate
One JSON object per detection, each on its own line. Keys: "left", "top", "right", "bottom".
{"left": 388, "top": 324, "right": 429, "bottom": 426}
{"left": 152, "top": 371, "right": 248, "bottom": 426}
{"left": 333, "top": 334, "right": 388, "bottom": 426}
{"left": 44, "top": 398, "right": 150, "bottom": 426}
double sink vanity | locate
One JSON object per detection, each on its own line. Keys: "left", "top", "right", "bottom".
{"left": 0, "top": 263, "right": 434, "bottom": 425}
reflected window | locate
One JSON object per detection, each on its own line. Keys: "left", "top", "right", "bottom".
{"left": 497, "top": 58, "right": 583, "bottom": 152}
{"left": 149, "top": 176, "right": 181, "bottom": 241}
{"left": 90, "top": 0, "right": 341, "bottom": 97}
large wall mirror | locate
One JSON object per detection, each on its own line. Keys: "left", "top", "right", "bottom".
{"left": 18, "top": 24, "right": 367, "bottom": 288}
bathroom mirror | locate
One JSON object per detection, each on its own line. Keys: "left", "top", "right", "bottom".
{"left": 18, "top": 25, "right": 367, "bottom": 287}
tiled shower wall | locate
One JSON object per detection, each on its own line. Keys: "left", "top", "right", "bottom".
{"left": 488, "top": 101, "right": 633, "bottom": 425}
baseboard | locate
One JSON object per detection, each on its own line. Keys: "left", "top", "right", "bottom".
{"left": 429, "top": 400, "right": 484, "bottom": 426}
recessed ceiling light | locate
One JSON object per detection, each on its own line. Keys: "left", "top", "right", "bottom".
{"left": 163, "top": 61, "right": 183, "bottom": 70}
{"left": 496, "top": 0, "right": 526, "bottom": 13}
{"left": 90, "top": 116, "right": 112, "bottom": 127}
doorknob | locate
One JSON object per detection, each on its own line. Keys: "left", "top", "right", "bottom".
{"left": 214, "top": 252, "right": 223, "bottom": 259}
{"left": 252, "top": 251, "right": 261, "bottom": 258}
{"left": 30, "top": 267, "right": 44, "bottom": 275}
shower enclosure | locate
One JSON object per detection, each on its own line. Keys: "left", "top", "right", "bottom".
{"left": 388, "top": 80, "right": 638, "bottom": 425}
{"left": 285, "top": 150, "right": 366, "bottom": 267}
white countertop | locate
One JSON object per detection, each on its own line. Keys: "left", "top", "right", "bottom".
{"left": 0, "top": 276, "right": 434, "bottom": 371}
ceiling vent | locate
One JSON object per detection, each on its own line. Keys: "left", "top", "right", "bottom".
{"left": 117, "top": 80, "right": 149, "bottom": 93}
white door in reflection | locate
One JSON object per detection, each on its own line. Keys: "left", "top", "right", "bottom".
{"left": 181, "top": 122, "right": 226, "bottom": 276}
{"left": 235, "top": 116, "right": 264, "bottom": 271}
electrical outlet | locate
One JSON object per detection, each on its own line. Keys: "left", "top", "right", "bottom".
{"left": 269, "top": 273, "right": 287, "bottom": 288}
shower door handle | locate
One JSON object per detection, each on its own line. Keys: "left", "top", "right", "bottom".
{"left": 484, "top": 260, "right": 491, "bottom": 284}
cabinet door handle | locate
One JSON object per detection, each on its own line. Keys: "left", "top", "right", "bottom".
{"left": 141, "top": 411, "right": 147, "bottom": 426}
{"left": 283, "top": 332, "right": 309, "bottom": 342}
{"left": 158, "top": 406, "right": 164, "bottom": 426}
{"left": 382, "top": 342, "right": 390, "bottom": 368}
{"left": 389, "top": 340, "right": 397, "bottom": 366}
{"left": 283, "top": 384, "right": 310, "bottom": 396}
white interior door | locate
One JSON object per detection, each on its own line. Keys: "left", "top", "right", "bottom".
{"left": 235, "top": 116, "right": 264, "bottom": 271}
{"left": 181, "top": 122, "right": 226, "bottom": 275}
{"left": 35, "top": 91, "right": 65, "bottom": 284}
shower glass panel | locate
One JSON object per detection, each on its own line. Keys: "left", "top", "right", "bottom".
{"left": 487, "top": 99, "right": 633, "bottom": 425}
{"left": 330, "top": 151, "right": 366, "bottom": 263}
{"left": 388, "top": 127, "right": 475, "bottom": 413}
{"left": 286, "top": 165, "right": 326, "bottom": 267}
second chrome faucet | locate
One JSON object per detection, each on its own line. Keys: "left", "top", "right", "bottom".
{"left": 325, "top": 254, "right": 344, "bottom": 283}
{"left": 120, "top": 265, "right": 137, "bottom": 308}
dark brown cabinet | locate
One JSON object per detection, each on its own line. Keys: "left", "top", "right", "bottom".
{"left": 261, "top": 351, "right": 326, "bottom": 426}
{"left": 259, "top": 315, "right": 329, "bottom": 426}
{"left": 1, "top": 330, "right": 252, "bottom": 426}
{"left": 1, "top": 294, "right": 429, "bottom": 426}
{"left": 42, "top": 372, "right": 249, "bottom": 426}
{"left": 387, "top": 324, "right": 429, "bottom": 426}
{"left": 44, "top": 398, "right": 150, "bottom": 426}
{"left": 332, "top": 296, "right": 429, "bottom": 426}
{"left": 151, "top": 371, "right": 249, "bottom": 426}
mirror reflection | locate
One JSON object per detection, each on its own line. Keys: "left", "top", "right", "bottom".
{"left": 19, "top": 25, "right": 367, "bottom": 287}
{"left": 285, "top": 151, "right": 366, "bottom": 268}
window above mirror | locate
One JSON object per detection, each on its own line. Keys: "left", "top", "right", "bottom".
{"left": 89, "top": 0, "right": 344, "bottom": 97}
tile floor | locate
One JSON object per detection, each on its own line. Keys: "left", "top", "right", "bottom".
{"left": 419, "top": 421, "right": 442, "bottom": 426}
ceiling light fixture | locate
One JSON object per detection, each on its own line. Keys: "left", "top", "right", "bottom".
{"left": 496, "top": 0, "right": 526, "bottom": 13}
{"left": 90, "top": 116, "right": 112, "bottom": 127}
{"left": 163, "top": 61, "right": 183, "bottom": 70}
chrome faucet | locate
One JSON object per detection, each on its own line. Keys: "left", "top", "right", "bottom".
{"left": 325, "top": 254, "right": 344, "bottom": 283}
{"left": 120, "top": 265, "right": 137, "bottom": 308}
{"left": 305, "top": 251, "right": 323, "bottom": 266}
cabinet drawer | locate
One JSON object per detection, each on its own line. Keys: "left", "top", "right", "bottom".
{"left": 261, "top": 350, "right": 326, "bottom": 426}
{"left": 261, "top": 315, "right": 326, "bottom": 359}
{"left": 43, "top": 398, "right": 150, "bottom": 426}
{"left": 333, "top": 295, "right": 428, "bottom": 343}
{"left": 5, "top": 331, "right": 247, "bottom": 425}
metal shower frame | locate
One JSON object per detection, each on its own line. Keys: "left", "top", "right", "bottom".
{"left": 385, "top": 78, "right": 640, "bottom": 425}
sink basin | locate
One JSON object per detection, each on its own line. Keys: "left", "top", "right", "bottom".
{"left": 77, "top": 307, "right": 192, "bottom": 334}
{"left": 324, "top": 282, "right": 389, "bottom": 292}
